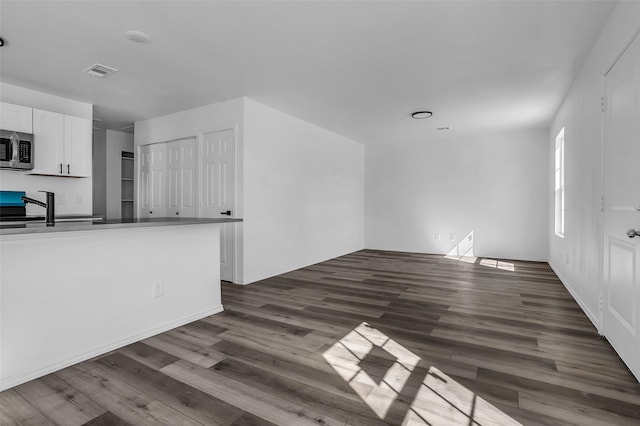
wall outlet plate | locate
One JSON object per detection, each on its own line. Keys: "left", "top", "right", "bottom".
{"left": 152, "top": 280, "right": 164, "bottom": 298}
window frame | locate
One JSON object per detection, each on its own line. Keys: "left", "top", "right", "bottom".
{"left": 554, "top": 127, "right": 565, "bottom": 238}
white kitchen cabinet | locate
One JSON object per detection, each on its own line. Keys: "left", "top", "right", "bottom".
{"left": 63, "top": 115, "right": 92, "bottom": 177}
{"left": 30, "top": 109, "right": 92, "bottom": 177}
{"left": 31, "top": 109, "right": 64, "bottom": 175}
{"left": 0, "top": 102, "right": 33, "bottom": 133}
{"left": 138, "top": 143, "right": 166, "bottom": 218}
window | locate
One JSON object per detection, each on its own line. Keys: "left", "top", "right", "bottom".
{"left": 554, "top": 128, "right": 565, "bottom": 237}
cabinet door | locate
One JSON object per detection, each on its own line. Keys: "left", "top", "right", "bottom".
{"left": 32, "top": 109, "right": 64, "bottom": 175}
{"left": 0, "top": 103, "right": 33, "bottom": 133}
{"left": 64, "top": 115, "right": 92, "bottom": 177}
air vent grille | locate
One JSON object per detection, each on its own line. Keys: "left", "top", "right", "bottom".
{"left": 83, "top": 63, "right": 118, "bottom": 78}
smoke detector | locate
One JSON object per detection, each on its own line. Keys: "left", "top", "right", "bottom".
{"left": 83, "top": 63, "right": 118, "bottom": 78}
{"left": 125, "top": 30, "right": 151, "bottom": 43}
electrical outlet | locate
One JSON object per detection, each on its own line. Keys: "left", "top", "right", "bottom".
{"left": 450, "top": 233, "right": 456, "bottom": 241}
{"left": 58, "top": 194, "right": 65, "bottom": 205}
{"left": 152, "top": 280, "right": 164, "bottom": 298}
{"left": 435, "top": 233, "right": 440, "bottom": 240}
{"left": 566, "top": 254, "right": 570, "bottom": 265}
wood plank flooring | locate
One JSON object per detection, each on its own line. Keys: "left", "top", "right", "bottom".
{"left": 2, "top": 249, "right": 640, "bottom": 425}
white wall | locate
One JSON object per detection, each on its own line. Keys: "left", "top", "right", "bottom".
{"left": 242, "top": 98, "right": 365, "bottom": 284}
{"left": 105, "top": 130, "right": 134, "bottom": 219}
{"left": 135, "top": 97, "right": 245, "bottom": 279}
{"left": 0, "top": 83, "right": 92, "bottom": 119}
{"left": 366, "top": 129, "right": 548, "bottom": 261}
{"left": 549, "top": 2, "right": 640, "bottom": 328}
{"left": 0, "top": 83, "right": 93, "bottom": 215}
{"left": 135, "top": 97, "right": 365, "bottom": 285}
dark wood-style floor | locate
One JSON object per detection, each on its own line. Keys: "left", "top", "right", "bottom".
{"left": 2, "top": 250, "right": 640, "bottom": 425}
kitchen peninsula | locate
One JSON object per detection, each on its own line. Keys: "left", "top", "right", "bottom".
{"left": 0, "top": 217, "right": 241, "bottom": 391}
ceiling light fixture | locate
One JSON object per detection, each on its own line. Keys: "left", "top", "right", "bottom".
{"left": 411, "top": 111, "right": 433, "bottom": 119}
{"left": 437, "top": 127, "right": 450, "bottom": 131}
{"left": 125, "top": 30, "right": 151, "bottom": 43}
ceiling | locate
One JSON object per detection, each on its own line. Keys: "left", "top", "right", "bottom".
{"left": 0, "top": 1, "right": 616, "bottom": 143}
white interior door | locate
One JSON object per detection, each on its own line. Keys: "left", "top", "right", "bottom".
{"left": 147, "top": 143, "right": 167, "bottom": 218}
{"left": 167, "top": 141, "right": 180, "bottom": 217}
{"left": 138, "top": 144, "right": 151, "bottom": 218}
{"left": 201, "top": 129, "right": 235, "bottom": 282}
{"left": 603, "top": 32, "right": 640, "bottom": 381}
{"left": 180, "top": 139, "right": 197, "bottom": 217}
{"left": 167, "top": 138, "right": 197, "bottom": 218}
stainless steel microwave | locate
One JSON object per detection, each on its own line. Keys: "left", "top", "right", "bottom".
{"left": 0, "top": 129, "right": 33, "bottom": 170}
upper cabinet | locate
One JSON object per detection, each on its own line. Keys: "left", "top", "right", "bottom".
{"left": 0, "top": 103, "right": 33, "bottom": 133}
{"left": 30, "top": 109, "right": 92, "bottom": 177}
{"left": 31, "top": 109, "right": 64, "bottom": 175}
{"left": 63, "top": 115, "right": 92, "bottom": 177}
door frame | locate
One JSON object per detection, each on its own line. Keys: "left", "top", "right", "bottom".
{"left": 198, "top": 126, "right": 241, "bottom": 284}
{"left": 600, "top": 26, "right": 640, "bottom": 334}
{"left": 599, "top": 26, "right": 640, "bottom": 383}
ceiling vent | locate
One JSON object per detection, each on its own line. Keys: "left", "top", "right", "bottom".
{"left": 83, "top": 63, "right": 118, "bottom": 78}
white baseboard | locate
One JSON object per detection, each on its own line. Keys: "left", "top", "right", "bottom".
{"left": 0, "top": 305, "right": 224, "bottom": 391}
{"left": 548, "top": 261, "right": 601, "bottom": 333}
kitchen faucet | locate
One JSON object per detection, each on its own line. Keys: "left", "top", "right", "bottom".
{"left": 22, "top": 191, "right": 55, "bottom": 226}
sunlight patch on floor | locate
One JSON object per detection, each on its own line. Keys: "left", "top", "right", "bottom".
{"left": 443, "top": 231, "right": 517, "bottom": 272}
{"left": 444, "top": 231, "right": 477, "bottom": 263}
{"left": 323, "top": 322, "right": 522, "bottom": 425}
{"left": 322, "top": 322, "right": 420, "bottom": 418}
{"left": 479, "top": 258, "right": 515, "bottom": 272}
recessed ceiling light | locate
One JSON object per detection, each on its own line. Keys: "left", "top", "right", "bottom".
{"left": 125, "top": 30, "right": 151, "bottom": 43}
{"left": 411, "top": 111, "right": 433, "bottom": 119}
{"left": 437, "top": 127, "right": 450, "bottom": 131}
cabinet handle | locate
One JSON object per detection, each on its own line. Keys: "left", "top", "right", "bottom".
{"left": 67, "top": 164, "right": 70, "bottom": 174}
{"left": 176, "top": 212, "right": 179, "bottom": 215}
{"left": 149, "top": 211, "right": 152, "bottom": 214}
{"left": 59, "top": 163, "right": 63, "bottom": 174}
